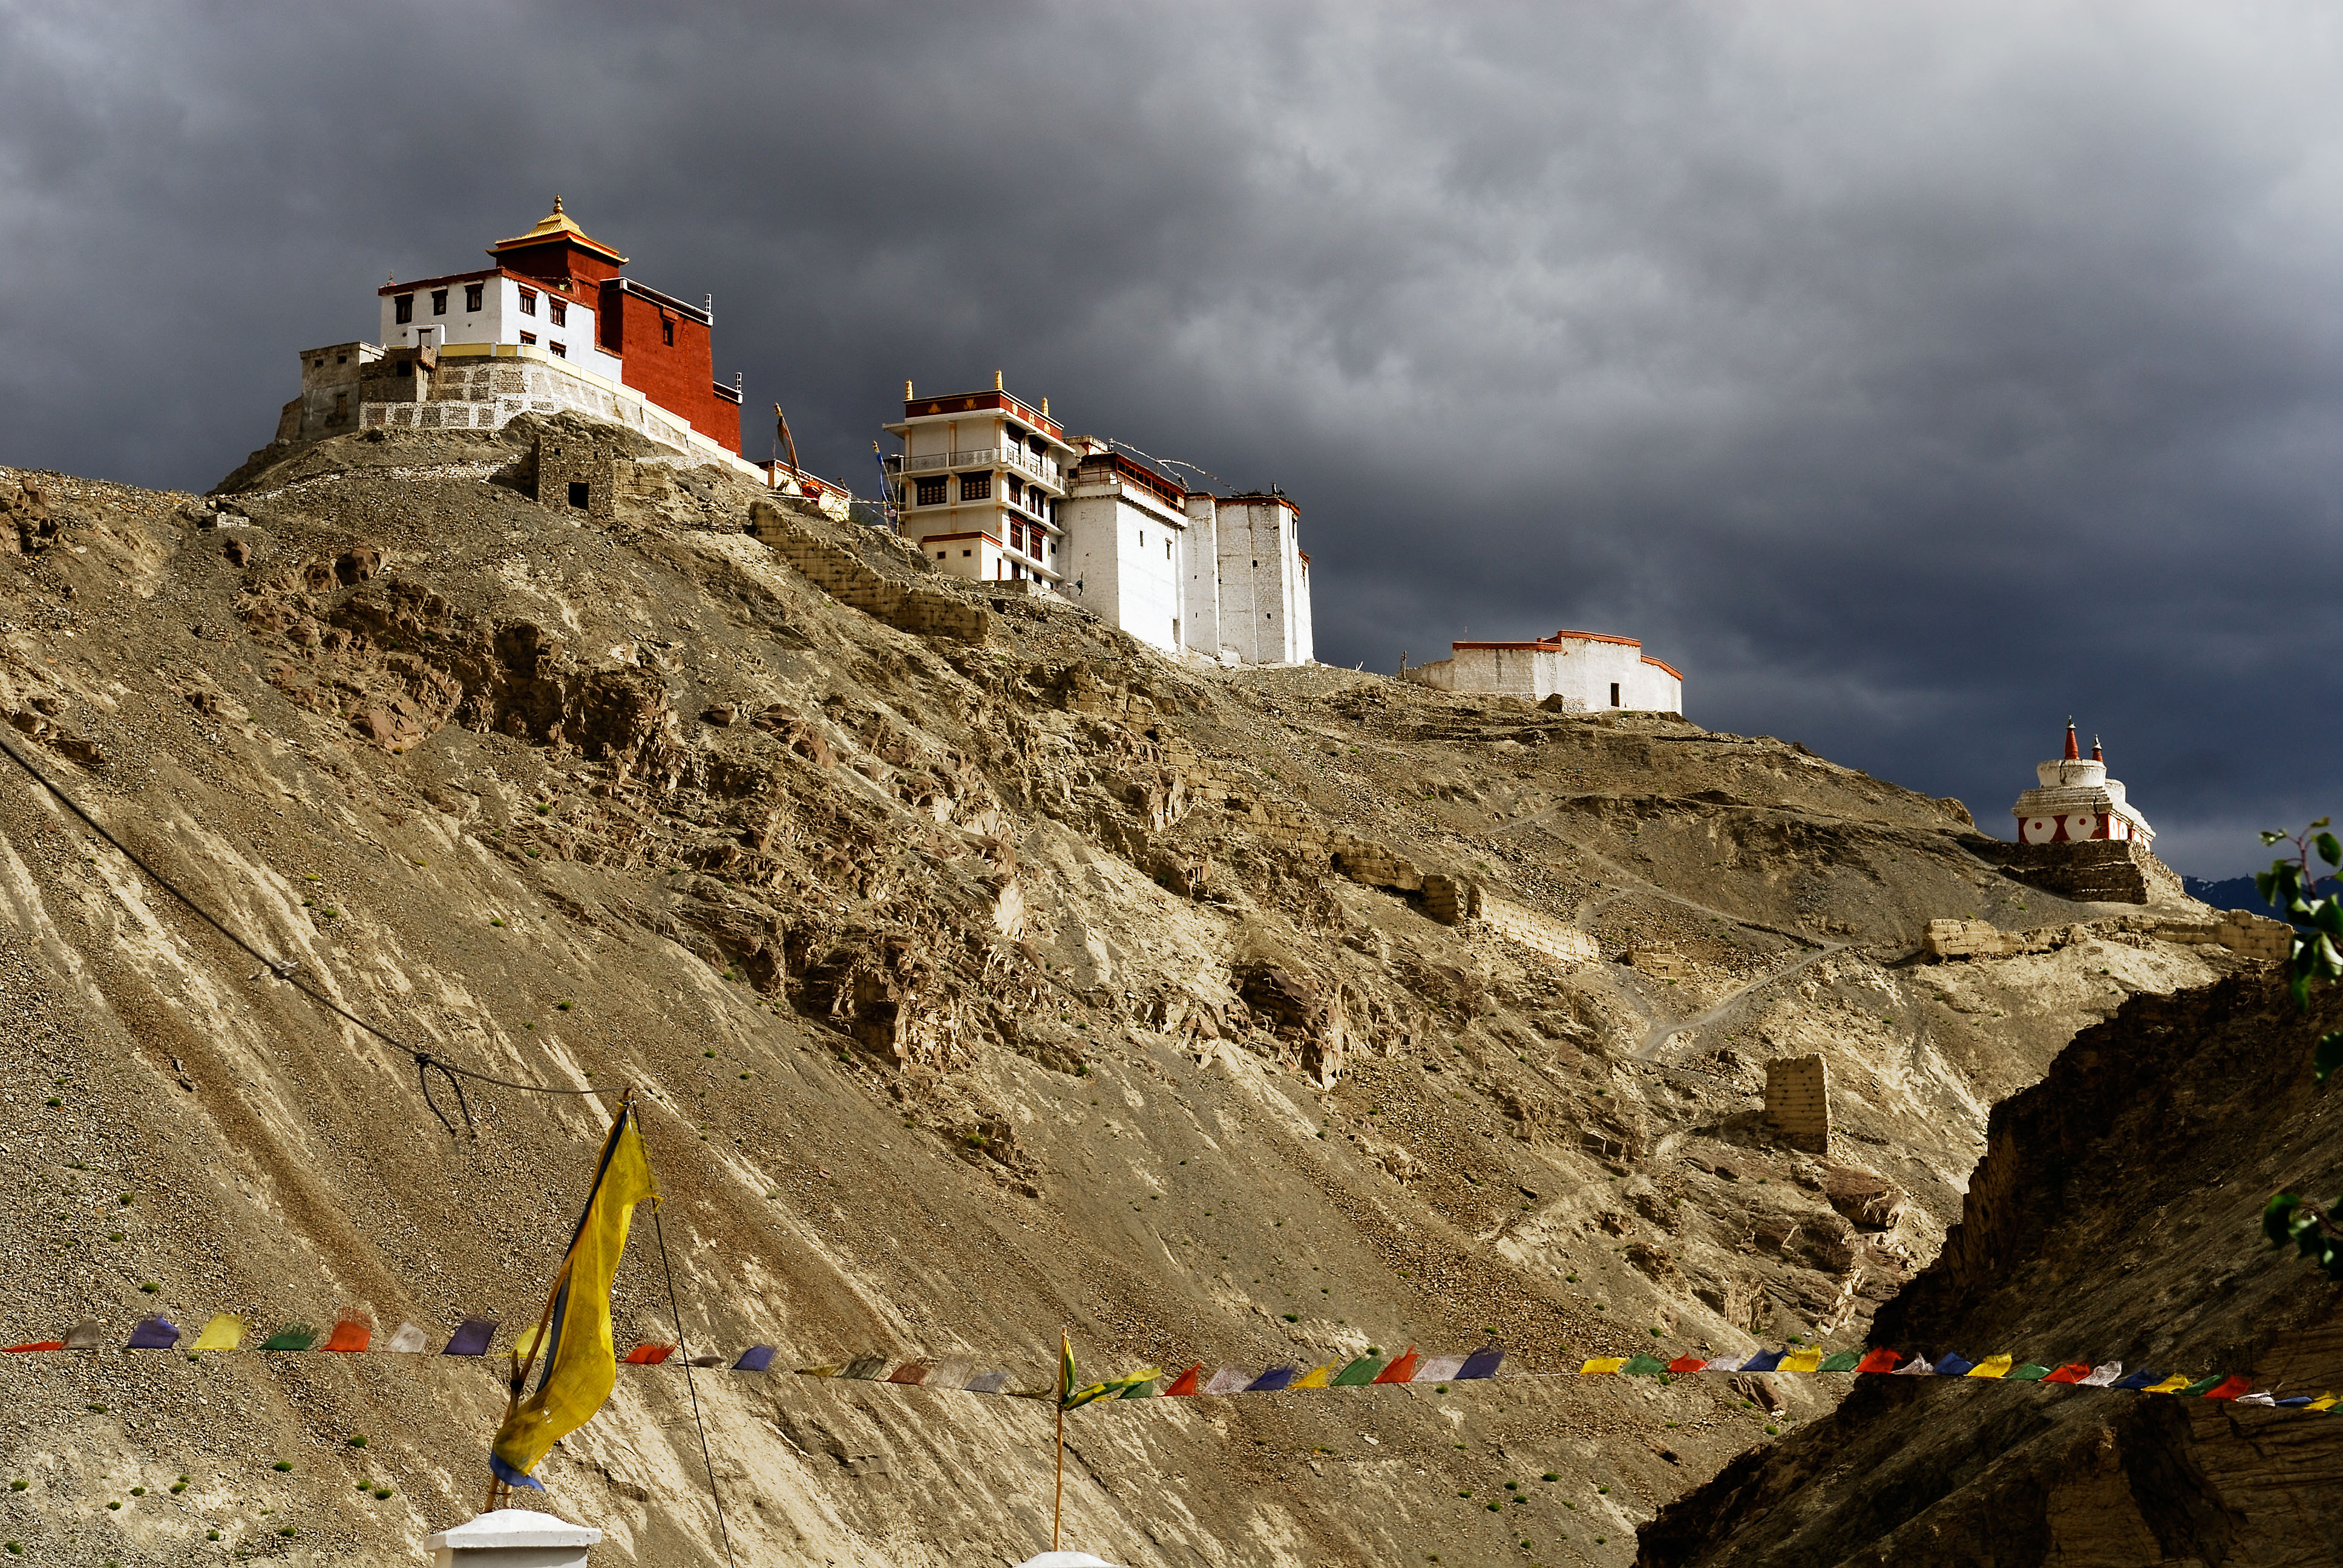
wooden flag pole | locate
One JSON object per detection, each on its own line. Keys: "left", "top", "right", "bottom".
{"left": 1052, "top": 1401, "right": 1066, "bottom": 1551}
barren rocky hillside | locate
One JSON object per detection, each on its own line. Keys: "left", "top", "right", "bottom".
{"left": 0, "top": 418, "right": 2260, "bottom": 1566}
{"left": 1637, "top": 974, "right": 2343, "bottom": 1567}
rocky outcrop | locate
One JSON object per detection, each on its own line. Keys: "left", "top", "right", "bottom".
{"left": 1639, "top": 973, "right": 2343, "bottom": 1567}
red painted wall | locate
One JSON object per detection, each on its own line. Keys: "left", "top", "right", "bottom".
{"left": 600, "top": 287, "right": 737, "bottom": 452}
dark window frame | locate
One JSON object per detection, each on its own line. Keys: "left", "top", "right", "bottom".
{"left": 430, "top": 289, "right": 448, "bottom": 316}
{"left": 465, "top": 282, "right": 485, "bottom": 312}
{"left": 393, "top": 293, "right": 415, "bottom": 324}
{"left": 915, "top": 477, "right": 948, "bottom": 507}
{"left": 958, "top": 472, "right": 992, "bottom": 501}
{"left": 548, "top": 298, "right": 567, "bottom": 326}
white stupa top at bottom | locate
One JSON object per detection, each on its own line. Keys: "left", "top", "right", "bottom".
{"left": 426, "top": 1509, "right": 603, "bottom": 1550}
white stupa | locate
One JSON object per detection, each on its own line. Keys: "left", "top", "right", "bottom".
{"left": 2010, "top": 722, "right": 2155, "bottom": 848}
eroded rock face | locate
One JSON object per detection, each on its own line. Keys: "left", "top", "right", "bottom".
{"left": 0, "top": 436, "right": 2254, "bottom": 1567}
{"left": 1639, "top": 975, "right": 2343, "bottom": 1568}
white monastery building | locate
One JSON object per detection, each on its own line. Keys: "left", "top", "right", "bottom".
{"left": 272, "top": 200, "right": 757, "bottom": 479}
{"left": 883, "top": 377, "right": 1314, "bottom": 666}
{"left": 2010, "top": 724, "right": 2155, "bottom": 847}
{"left": 1401, "top": 629, "right": 1683, "bottom": 714}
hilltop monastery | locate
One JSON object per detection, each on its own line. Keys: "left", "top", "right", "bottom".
{"left": 882, "top": 377, "right": 1312, "bottom": 665}
{"left": 263, "top": 201, "right": 1316, "bottom": 667}
{"left": 1401, "top": 629, "right": 1683, "bottom": 715}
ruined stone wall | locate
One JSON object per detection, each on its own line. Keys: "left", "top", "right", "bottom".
{"left": 1764, "top": 1055, "right": 1830, "bottom": 1152}
{"left": 1924, "top": 910, "right": 2289, "bottom": 962}
{"left": 747, "top": 499, "right": 991, "bottom": 644}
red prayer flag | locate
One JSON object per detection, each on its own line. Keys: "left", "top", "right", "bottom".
{"left": 1162, "top": 1364, "right": 1202, "bottom": 1397}
{"left": 621, "top": 1342, "right": 676, "bottom": 1365}
{"left": 2202, "top": 1375, "right": 2253, "bottom": 1401}
{"left": 1853, "top": 1349, "right": 1902, "bottom": 1374}
{"left": 1372, "top": 1346, "right": 1421, "bottom": 1385}
{"left": 1666, "top": 1356, "right": 1708, "bottom": 1374}
{"left": 2042, "top": 1364, "right": 2092, "bottom": 1384}
{"left": 322, "top": 1314, "right": 372, "bottom": 1353}
{"left": 2, "top": 1341, "right": 65, "bottom": 1353}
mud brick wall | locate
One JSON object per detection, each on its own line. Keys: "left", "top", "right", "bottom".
{"left": 1481, "top": 894, "right": 1601, "bottom": 964}
{"left": 1765, "top": 1054, "right": 1830, "bottom": 1152}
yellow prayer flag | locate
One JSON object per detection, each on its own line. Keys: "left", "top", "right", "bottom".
{"left": 2143, "top": 1373, "right": 2192, "bottom": 1394}
{"left": 2308, "top": 1393, "right": 2339, "bottom": 1411}
{"left": 190, "top": 1313, "right": 245, "bottom": 1353}
{"left": 1581, "top": 1357, "right": 1628, "bottom": 1374}
{"left": 513, "top": 1321, "right": 548, "bottom": 1361}
{"left": 1291, "top": 1364, "right": 1334, "bottom": 1389}
{"left": 489, "top": 1103, "right": 660, "bottom": 1488}
{"left": 1967, "top": 1354, "right": 2014, "bottom": 1379}
{"left": 1779, "top": 1349, "right": 1823, "bottom": 1373}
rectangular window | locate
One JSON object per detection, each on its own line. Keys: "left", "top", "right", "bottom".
{"left": 661, "top": 316, "right": 675, "bottom": 346}
{"left": 549, "top": 342, "right": 566, "bottom": 359}
{"left": 465, "top": 283, "right": 484, "bottom": 311}
{"left": 916, "top": 477, "right": 947, "bottom": 506}
{"left": 568, "top": 482, "right": 589, "bottom": 509}
{"left": 394, "top": 359, "right": 411, "bottom": 377}
{"left": 1609, "top": 682, "right": 1621, "bottom": 707}
{"left": 394, "top": 293, "right": 414, "bottom": 324}
{"left": 520, "top": 331, "right": 537, "bottom": 345}
{"left": 519, "top": 288, "right": 538, "bottom": 316}
{"left": 548, "top": 298, "right": 567, "bottom": 326}
{"left": 431, "top": 289, "right": 448, "bottom": 316}
{"left": 959, "top": 472, "right": 991, "bottom": 501}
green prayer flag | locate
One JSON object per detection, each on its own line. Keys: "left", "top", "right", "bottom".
{"left": 2178, "top": 1374, "right": 2227, "bottom": 1396}
{"left": 1064, "top": 1367, "right": 1160, "bottom": 1411}
{"left": 1621, "top": 1354, "right": 1669, "bottom": 1376}
{"left": 259, "top": 1325, "right": 318, "bottom": 1352}
{"left": 2005, "top": 1364, "right": 2053, "bottom": 1382}
{"left": 1817, "top": 1351, "right": 1863, "bottom": 1373}
{"left": 1331, "top": 1356, "right": 1386, "bottom": 1387}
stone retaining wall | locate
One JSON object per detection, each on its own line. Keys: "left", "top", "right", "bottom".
{"left": 746, "top": 500, "right": 991, "bottom": 644}
{"left": 1970, "top": 838, "right": 2187, "bottom": 906}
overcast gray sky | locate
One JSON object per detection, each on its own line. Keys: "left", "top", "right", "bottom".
{"left": 4, "top": 1, "right": 2339, "bottom": 876}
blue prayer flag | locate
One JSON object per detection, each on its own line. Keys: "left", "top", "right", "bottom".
{"left": 124, "top": 1316, "right": 180, "bottom": 1350}
{"left": 733, "top": 1346, "right": 776, "bottom": 1373}
{"left": 442, "top": 1318, "right": 497, "bottom": 1357}
{"left": 1457, "top": 1347, "right": 1504, "bottom": 1380}
{"left": 1244, "top": 1365, "right": 1297, "bottom": 1393}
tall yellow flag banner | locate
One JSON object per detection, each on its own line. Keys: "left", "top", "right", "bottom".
{"left": 490, "top": 1101, "right": 659, "bottom": 1490}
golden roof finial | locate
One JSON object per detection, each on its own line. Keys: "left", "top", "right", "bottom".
{"left": 488, "top": 197, "right": 627, "bottom": 264}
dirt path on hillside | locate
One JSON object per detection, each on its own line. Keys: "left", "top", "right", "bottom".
{"left": 1484, "top": 807, "right": 1845, "bottom": 1060}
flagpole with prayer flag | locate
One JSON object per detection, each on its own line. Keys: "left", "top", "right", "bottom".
{"left": 484, "top": 1088, "right": 659, "bottom": 1509}
{"left": 1054, "top": 1328, "right": 1072, "bottom": 1551}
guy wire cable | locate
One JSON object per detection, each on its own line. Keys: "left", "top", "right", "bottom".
{"left": 0, "top": 730, "right": 609, "bottom": 1135}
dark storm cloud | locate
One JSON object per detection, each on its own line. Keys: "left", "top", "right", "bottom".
{"left": 4, "top": 1, "right": 2339, "bottom": 874}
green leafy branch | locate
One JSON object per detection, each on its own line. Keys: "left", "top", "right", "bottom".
{"left": 2258, "top": 818, "right": 2343, "bottom": 1277}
